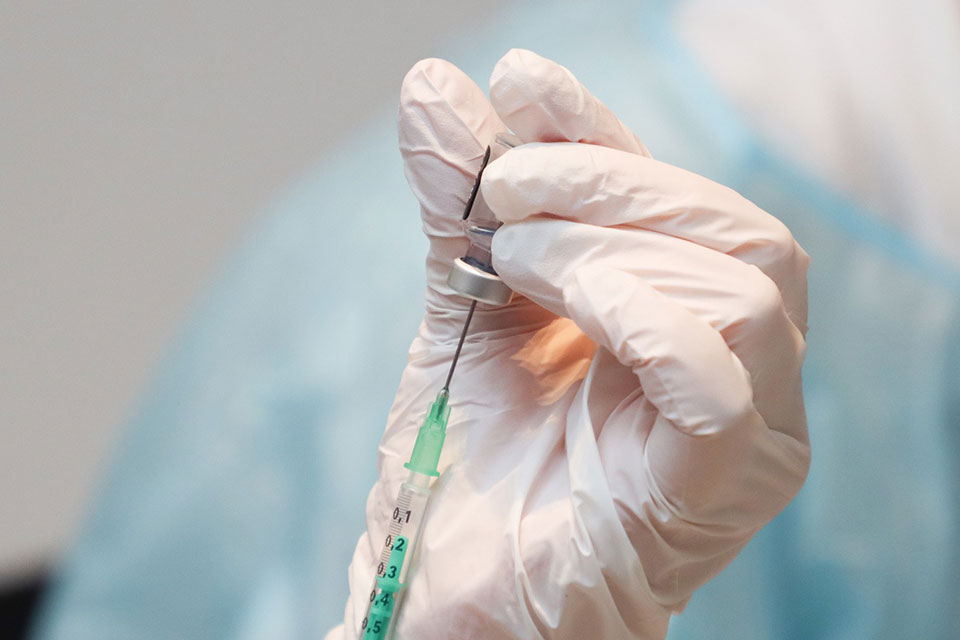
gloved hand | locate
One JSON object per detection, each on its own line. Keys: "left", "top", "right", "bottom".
{"left": 329, "top": 49, "right": 810, "bottom": 640}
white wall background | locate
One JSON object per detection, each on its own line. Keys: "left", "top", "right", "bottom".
{"left": 0, "top": 0, "right": 503, "bottom": 580}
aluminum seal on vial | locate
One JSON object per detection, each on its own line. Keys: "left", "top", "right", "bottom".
{"left": 447, "top": 132, "right": 521, "bottom": 306}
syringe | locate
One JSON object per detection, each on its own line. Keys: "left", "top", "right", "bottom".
{"left": 358, "top": 133, "right": 518, "bottom": 639}
{"left": 358, "top": 302, "right": 476, "bottom": 640}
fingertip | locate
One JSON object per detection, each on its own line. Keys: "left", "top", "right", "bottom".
{"left": 489, "top": 48, "right": 560, "bottom": 99}
{"left": 489, "top": 48, "right": 648, "bottom": 155}
{"left": 399, "top": 58, "right": 465, "bottom": 113}
{"left": 398, "top": 57, "right": 490, "bottom": 156}
{"left": 489, "top": 48, "right": 583, "bottom": 144}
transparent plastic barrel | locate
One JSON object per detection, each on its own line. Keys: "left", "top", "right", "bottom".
{"left": 358, "top": 472, "right": 431, "bottom": 639}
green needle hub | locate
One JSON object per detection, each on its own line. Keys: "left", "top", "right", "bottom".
{"left": 403, "top": 390, "right": 450, "bottom": 477}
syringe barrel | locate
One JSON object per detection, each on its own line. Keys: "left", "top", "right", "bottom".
{"left": 358, "top": 471, "right": 433, "bottom": 639}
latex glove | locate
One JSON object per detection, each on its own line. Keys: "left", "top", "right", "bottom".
{"left": 328, "top": 49, "right": 810, "bottom": 640}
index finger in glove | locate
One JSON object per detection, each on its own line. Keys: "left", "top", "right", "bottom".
{"left": 482, "top": 142, "right": 809, "bottom": 333}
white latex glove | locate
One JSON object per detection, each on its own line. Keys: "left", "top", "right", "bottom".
{"left": 328, "top": 49, "right": 810, "bottom": 640}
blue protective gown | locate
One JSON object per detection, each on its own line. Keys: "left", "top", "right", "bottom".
{"left": 33, "top": 1, "right": 960, "bottom": 638}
